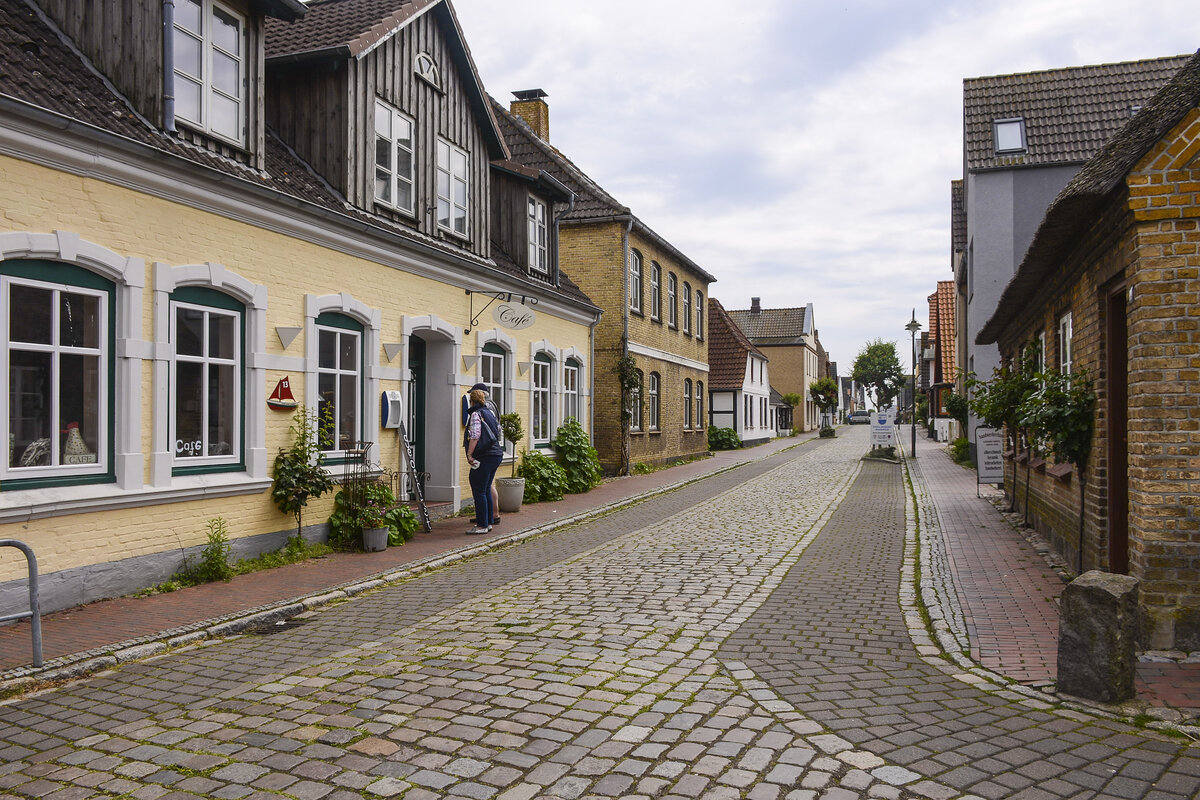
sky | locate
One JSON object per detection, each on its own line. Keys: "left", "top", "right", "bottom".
{"left": 451, "top": 0, "right": 1199, "bottom": 373}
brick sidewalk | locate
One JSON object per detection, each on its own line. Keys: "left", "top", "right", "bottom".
{"left": 907, "top": 425, "right": 1200, "bottom": 709}
{"left": 0, "top": 434, "right": 812, "bottom": 675}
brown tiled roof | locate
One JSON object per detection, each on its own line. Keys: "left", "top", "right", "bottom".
{"left": 726, "top": 305, "right": 809, "bottom": 345}
{"left": 964, "top": 55, "right": 1190, "bottom": 172}
{"left": 265, "top": 0, "right": 437, "bottom": 60}
{"left": 935, "top": 280, "right": 955, "bottom": 382}
{"left": 707, "top": 297, "right": 765, "bottom": 390}
{"left": 978, "top": 49, "right": 1200, "bottom": 345}
{"left": 0, "top": 0, "right": 593, "bottom": 310}
{"left": 950, "top": 179, "right": 966, "bottom": 257}
{"left": 491, "top": 96, "right": 717, "bottom": 284}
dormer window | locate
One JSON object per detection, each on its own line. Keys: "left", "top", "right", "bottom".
{"left": 436, "top": 139, "right": 469, "bottom": 236}
{"left": 993, "top": 117, "right": 1026, "bottom": 153}
{"left": 374, "top": 100, "right": 415, "bottom": 214}
{"left": 173, "top": 0, "right": 245, "bottom": 144}
{"left": 528, "top": 197, "right": 548, "bottom": 274}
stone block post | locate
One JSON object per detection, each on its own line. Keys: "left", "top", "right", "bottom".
{"left": 1056, "top": 570, "right": 1139, "bottom": 703}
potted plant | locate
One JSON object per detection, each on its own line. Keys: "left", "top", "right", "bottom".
{"left": 271, "top": 406, "right": 334, "bottom": 545}
{"left": 495, "top": 412, "right": 526, "bottom": 513}
{"left": 358, "top": 493, "right": 390, "bottom": 552}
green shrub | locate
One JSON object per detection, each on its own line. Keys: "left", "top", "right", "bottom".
{"left": 519, "top": 450, "right": 568, "bottom": 502}
{"left": 819, "top": 426, "right": 836, "bottom": 438}
{"left": 708, "top": 426, "right": 741, "bottom": 451}
{"left": 867, "top": 446, "right": 897, "bottom": 460}
{"left": 949, "top": 436, "right": 971, "bottom": 465}
{"left": 551, "top": 418, "right": 601, "bottom": 493}
{"left": 182, "top": 517, "right": 234, "bottom": 584}
{"left": 631, "top": 462, "right": 656, "bottom": 475}
{"left": 327, "top": 480, "right": 415, "bottom": 550}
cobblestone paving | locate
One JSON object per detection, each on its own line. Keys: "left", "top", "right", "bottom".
{"left": 721, "top": 439, "right": 1200, "bottom": 800}
{"left": 0, "top": 433, "right": 933, "bottom": 800}
{"left": 2, "top": 429, "right": 1198, "bottom": 800}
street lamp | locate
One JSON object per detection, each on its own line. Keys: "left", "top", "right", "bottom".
{"left": 905, "top": 310, "right": 922, "bottom": 459}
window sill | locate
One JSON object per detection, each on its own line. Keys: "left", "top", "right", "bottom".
{"left": 1047, "top": 463, "right": 1073, "bottom": 482}
{"left": 0, "top": 472, "right": 273, "bottom": 524}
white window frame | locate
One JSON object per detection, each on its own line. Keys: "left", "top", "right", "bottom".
{"left": 481, "top": 344, "right": 508, "bottom": 416}
{"left": 650, "top": 262, "right": 661, "bottom": 321}
{"left": 1, "top": 275, "right": 109, "bottom": 481}
{"left": 436, "top": 139, "right": 470, "bottom": 236}
{"left": 316, "top": 324, "right": 362, "bottom": 455}
{"left": 682, "top": 282, "right": 691, "bottom": 334}
{"left": 170, "top": 300, "right": 240, "bottom": 468}
{"left": 563, "top": 359, "right": 579, "bottom": 422}
{"left": 629, "top": 250, "right": 643, "bottom": 313}
{"left": 528, "top": 197, "right": 549, "bottom": 275}
{"left": 374, "top": 99, "right": 415, "bottom": 215}
{"left": 630, "top": 373, "right": 643, "bottom": 432}
{"left": 684, "top": 379, "right": 693, "bottom": 429}
{"left": 696, "top": 381, "right": 704, "bottom": 429}
{"left": 648, "top": 372, "right": 660, "bottom": 431}
{"left": 1058, "top": 312, "right": 1073, "bottom": 375}
{"left": 532, "top": 354, "right": 553, "bottom": 444}
{"left": 173, "top": 0, "right": 245, "bottom": 145}
{"left": 695, "top": 290, "right": 704, "bottom": 339}
{"left": 668, "top": 273, "right": 678, "bottom": 328}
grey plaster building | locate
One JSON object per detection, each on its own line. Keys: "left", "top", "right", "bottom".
{"left": 956, "top": 55, "right": 1188, "bottom": 452}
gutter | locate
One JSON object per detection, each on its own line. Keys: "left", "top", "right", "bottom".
{"left": 162, "top": 0, "right": 176, "bottom": 133}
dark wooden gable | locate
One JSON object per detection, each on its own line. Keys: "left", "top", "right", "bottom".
{"left": 267, "top": 3, "right": 497, "bottom": 259}
{"left": 36, "top": 0, "right": 274, "bottom": 170}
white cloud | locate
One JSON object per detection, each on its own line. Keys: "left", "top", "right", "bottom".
{"left": 453, "top": 0, "right": 1199, "bottom": 369}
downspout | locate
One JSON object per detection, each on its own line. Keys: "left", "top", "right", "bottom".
{"left": 621, "top": 218, "right": 633, "bottom": 474}
{"left": 552, "top": 192, "right": 574, "bottom": 288}
{"left": 162, "top": 0, "right": 177, "bottom": 133}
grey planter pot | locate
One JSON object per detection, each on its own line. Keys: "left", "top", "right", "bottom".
{"left": 495, "top": 477, "right": 525, "bottom": 513}
{"left": 362, "top": 526, "right": 388, "bottom": 552}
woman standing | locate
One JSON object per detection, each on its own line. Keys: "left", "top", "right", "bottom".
{"left": 464, "top": 388, "right": 504, "bottom": 535}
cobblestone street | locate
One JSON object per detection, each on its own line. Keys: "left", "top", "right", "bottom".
{"left": 1, "top": 428, "right": 1198, "bottom": 800}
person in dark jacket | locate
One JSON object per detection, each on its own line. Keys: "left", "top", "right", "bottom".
{"left": 461, "top": 382, "right": 501, "bottom": 527}
{"left": 464, "top": 388, "right": 503, "bottom": 535}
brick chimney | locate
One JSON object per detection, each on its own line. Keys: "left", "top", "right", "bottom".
{"left": 511, "top": 89, "right": 550, "bottom": 142}
{"left": 750, "top": 297, "right": 762, "bottom": 314}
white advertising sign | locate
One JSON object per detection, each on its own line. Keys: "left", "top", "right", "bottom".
{"left": 870, "top": 415, "right": 894, "bottom": 448}
{"left": 976, "top": 427, "right": 1004, "bottom": 484}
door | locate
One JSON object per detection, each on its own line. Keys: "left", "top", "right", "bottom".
{"left": 1106, "top": 284, "right": 1129, "bottom": 574}
{"left": 407, "top": 337, "right": 426, "bottom": 486}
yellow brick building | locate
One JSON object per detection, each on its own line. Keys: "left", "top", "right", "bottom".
{"left": 0, "top": 0, "right": 598, "bottom": 613}
{"left": 498, "top": 94, "right": 715, "bottom": 472}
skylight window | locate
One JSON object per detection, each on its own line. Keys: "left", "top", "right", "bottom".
{"left": 994, "top": 118, "right": 1026, "bottom": 153}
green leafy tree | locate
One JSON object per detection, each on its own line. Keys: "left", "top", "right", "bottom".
{"left": 272, "top": 406, "right": 335, "bottom": 541}
{"left": 498, "top": 413, "right": 525, "bottom": 477}
{"left": 551, "top": 418, "right": 602, "bottom": 493}
{"left": 809, "top": 377, "right": 839, "bottom": 425}
{"left": 944, "top": 389, "right": 969, "bottom": 431}
{"left": 965, "top": 342, "right": 1041, "bottom": 512}
{"left": 851, "top": 339, "right": 904, "bottom": 410}
{"left": 614, "top": 351, "right": 642, "bottom": 475}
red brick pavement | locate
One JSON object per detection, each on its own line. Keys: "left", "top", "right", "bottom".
{"left": 909, "top": 427, "right": 1200, "bottom": 709}
{"left": 0, "top": 435, "right": 811, "bottom": 672}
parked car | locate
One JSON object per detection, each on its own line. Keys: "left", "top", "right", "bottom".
{"left": 848, "top": 410, "right": 872, "bottom": 424}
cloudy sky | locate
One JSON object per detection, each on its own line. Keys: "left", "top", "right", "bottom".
{"left": 452, "top": 0, "right": 1198, "bottom": 371}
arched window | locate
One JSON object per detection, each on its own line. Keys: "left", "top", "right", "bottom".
{"left": 650, "top": 262, "right": 662, "bottom": 321}
{"left": 683, "top": 379, "right": 693, "bottom": 429}
{"left": 668, "top": 273, "right": 678, "bottom": 328}
{"left": 682, "top": 282, "right": 691, "bottom": 334}
{"left": 3, "top": 263, "right": 112, "bottom": 483}
{"left": 564, "top": 358, "right": 580, "bottom": 422}
{"left": 171, "top": 287, "right": 243, "bottom": 472}
{"left": 630, "top": 370, "right": 643, "bottom": 432}
{"left": 315, "top": 312, "right": 363, "bottom": 453}
{"left": 648, "top": 372, "right": 660, "bottom": 431}
{"left": 629, "top": 249, "right": 643, "bottom": 313}
{"left": 481, "top": 342, "right": 508, "bottom": 415}
{"left": 532, "top": 352, "right": 553, "bottom": 444}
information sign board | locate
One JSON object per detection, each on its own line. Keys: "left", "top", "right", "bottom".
{"left": 976, "top": 427, "right": 1004, "bottom": 484}
{"left": 870, "top": 415, "right": 894, "bottom": 448}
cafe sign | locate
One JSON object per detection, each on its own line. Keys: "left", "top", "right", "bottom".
{"left": 493, "top": 301, "right": 537, "bottom": 331}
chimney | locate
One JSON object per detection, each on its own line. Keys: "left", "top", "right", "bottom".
{"left": 511, "top": 89, "right": 550, "bottom": 142}
{"left": 750, "top": 297, "right": 761, "bottom": 314}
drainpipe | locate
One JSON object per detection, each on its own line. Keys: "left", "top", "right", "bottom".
{"left": 162, "top": 0, "right": 177, "bottom": 133}
{"left": 621, "top": 219, "right": 632, "bottom": 349}
{"left": 588, "top": 311, "right": 600, "bottom": 443}
{"left": 552, "top": 192, "right": 574, "bottom": 289}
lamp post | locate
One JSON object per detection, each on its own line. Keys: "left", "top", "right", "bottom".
{"left": 905, "top": 311, "right": 922, "bottom": 459}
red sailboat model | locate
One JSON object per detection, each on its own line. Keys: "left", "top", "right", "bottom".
{"left": 267, "top": 376, "right": 299, "bottom": 409}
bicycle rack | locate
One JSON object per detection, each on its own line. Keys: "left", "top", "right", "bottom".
{"left": 0, "top": 540, "right": 42, "bottom": 668}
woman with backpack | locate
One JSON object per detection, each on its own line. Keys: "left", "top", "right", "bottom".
{"left": 464, "top": 387, "right": 504, "bottom": 535}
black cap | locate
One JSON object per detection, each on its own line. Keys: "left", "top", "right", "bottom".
{"left": 470, "top": 383, "right": 487, "bottom": 392}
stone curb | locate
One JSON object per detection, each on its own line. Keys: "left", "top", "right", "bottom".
{"left": 1, "top": 440, "right": 811, "bottom": 694}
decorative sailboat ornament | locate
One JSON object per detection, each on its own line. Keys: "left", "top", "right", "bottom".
{"left": 267, "top": 376, "right": 298, "bottom": 409}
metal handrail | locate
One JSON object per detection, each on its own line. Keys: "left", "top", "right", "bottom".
{"left": 0, "top": 539, "right": 42, "bottom": 668}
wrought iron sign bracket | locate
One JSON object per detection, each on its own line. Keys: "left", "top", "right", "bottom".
{"left": 464, "top": 288, "right": 539, "bottom": 335}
